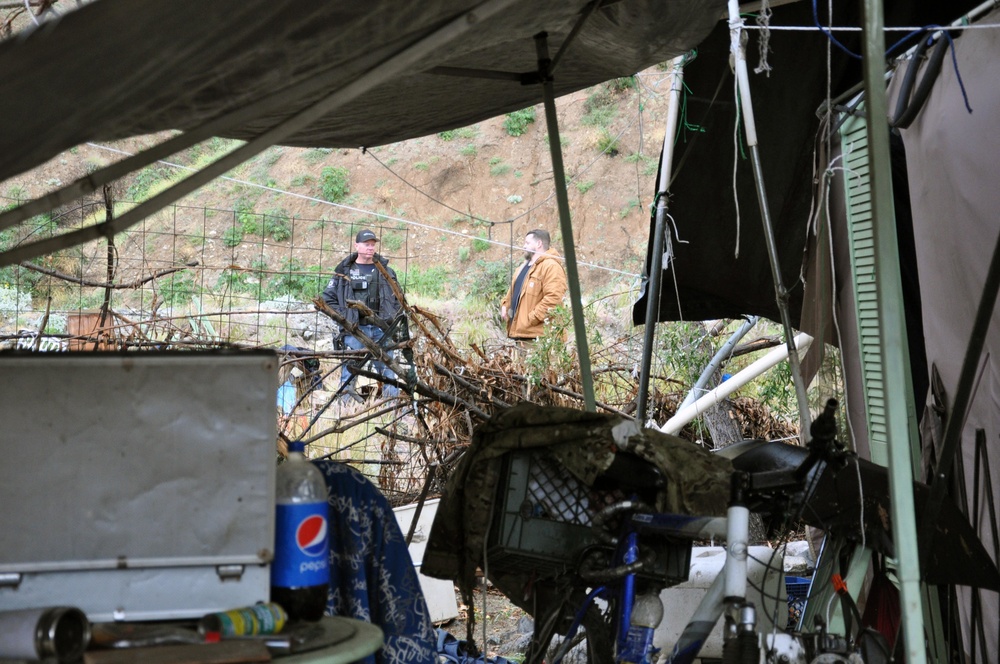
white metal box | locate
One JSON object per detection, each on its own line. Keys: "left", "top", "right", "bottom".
{"left": 655, "top": 546, "right": 786, "bottom": 659}
{"left": 393, "top": 498, "right": 459, "bottom": 624}
{"left": 0, "top": 351, "right": 278, "bottom": 622}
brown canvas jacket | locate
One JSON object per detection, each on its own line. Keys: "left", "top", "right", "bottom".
{"left": 500, "top": 248, "right": 567, "bottom": 339}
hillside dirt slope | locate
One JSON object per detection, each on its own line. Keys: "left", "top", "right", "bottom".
{"left": 5, "top": 69, "right": 679, "bottom": 297}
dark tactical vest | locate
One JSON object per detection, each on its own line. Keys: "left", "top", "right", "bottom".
{"left": 349, "top": 263, "right": 380, "bottom": 324}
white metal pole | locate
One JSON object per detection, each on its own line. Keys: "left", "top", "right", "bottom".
{"left": 637, "top": 55, "right": 687, "bottom": 423}
{"left": 657, "top": 332, "right": 812, "bottom": 435}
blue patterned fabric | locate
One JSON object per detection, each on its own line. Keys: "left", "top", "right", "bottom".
{"left": 314, "top": 460, "right": 437, "bottom": 664}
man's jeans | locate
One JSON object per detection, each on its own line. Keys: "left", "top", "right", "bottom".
{"left": 340, "top": 325, "right": 399, "bottom": 397}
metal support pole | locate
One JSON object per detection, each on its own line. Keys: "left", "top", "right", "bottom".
{"left": 678, "top": 315, "right": 759, "bottom": 411}
{"left": 535, "top": 33, "right": 595, "bottom": 412}
{"left": 636, "top": 55, "right": 685, "bottom": 423}
{"left": 859, "top": 0, "right": 925, "bottom": 660}
{"left": 726, "top": 0, "right": 811, "bottom": 441}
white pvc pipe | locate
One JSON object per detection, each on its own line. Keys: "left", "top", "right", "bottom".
{"left": 656, "top": 332, "right": 813, "bottom": 435}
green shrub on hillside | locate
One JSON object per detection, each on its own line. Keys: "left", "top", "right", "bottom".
{"left": 490, "top": 162, "right": 512, "bottom": 177}
{"left": 234, "top": 199, "right": 261, "bottom": 235}
{"left": 216, "top": 267, "right": 253, "bottom": 294}
{"left": 222, "top": 226, "right": 244, "bottom": 248}
{"left": 472, "top": 236, "right": 491, "bottom": 253}
{"left": 401, "top": 265, "right": 449, "bottom": 299}
{"left": 607, "top": 76, "right": 637, "bottom": 92}
{"left": 320, "top": 166, "right": 350, "bottom": 203}
{"left": 263, "top": 208, "right": 292, "bottom": 241}
{"left": 265, "top": 215, "right": 292, "bottom": 242}
{"left": 382, "top": 232, "right": 404, "bottom": 252}
{"left": 619, "top": 198, "right": 640, "bottom": 217}
{"left": 239, "top": 212, "right": 262, "bottom": 236}
{"left": 503, "top": 107, "right": 536, "bottom": 137}
{"left": 468, "top": 259, "right": 510, "bottom": 303}
{"left": 595, "top": 129, "right": 620, "bottom": 157}
{"left": 127, "top": 165, "right": 171, "bottom": 200}
{"left": 303, "top": 148, "right": 332, "bottom": 165}
{"left": 265, "top": 258, "right": 325, "bottom": 302}
{"left": 159, "top": 271, "right": 198, "bottom": 307}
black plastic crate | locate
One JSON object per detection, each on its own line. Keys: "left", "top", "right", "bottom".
{"left": 487, "top": 451, "right": 691, "bottom": 584}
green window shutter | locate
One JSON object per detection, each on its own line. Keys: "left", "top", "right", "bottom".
{"left": 840, "top": 112, "right": 889, "bottom": 466}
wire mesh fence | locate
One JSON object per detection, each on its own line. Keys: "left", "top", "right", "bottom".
{"left": 0, "top": 194, "right": 415, "bottom": 350}
{"left": 0, "top": 194, "right": 449, "bottom": 501}
{"left": 1, "top": 192, "right": 652, "bottom": 505}
{"left": 1, "top": 193, "right": 800, "bottom": 504}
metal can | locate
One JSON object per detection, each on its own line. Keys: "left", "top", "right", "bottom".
{"left": 0, "top": 606, "right": 92, "bottom": 662}
{"left": 197, "top": 602, "right": 288, "bottom": 637}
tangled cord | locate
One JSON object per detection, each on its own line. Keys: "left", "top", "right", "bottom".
{"left": 811, "top": 0, "right": 973, "bottom": 115}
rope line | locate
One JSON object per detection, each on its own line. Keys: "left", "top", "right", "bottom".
{"left": 363, "top": 97, "right": 646, "bottom": 228}
{"left": 85, "top": 142, "right": 641, "bottom": 278}
{"left": 741, "top": 22, "right": 1000, "bottom": 32}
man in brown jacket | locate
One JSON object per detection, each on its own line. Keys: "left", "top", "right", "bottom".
{"left": 499, "top": 229, "right": 568, "bottom": 341}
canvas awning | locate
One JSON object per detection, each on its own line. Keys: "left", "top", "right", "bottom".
{"left": 0, "top": 0, "right": 723, "bottom": 185}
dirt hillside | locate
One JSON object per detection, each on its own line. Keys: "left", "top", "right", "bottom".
{"left": 4, "top": 69, "right": 677, "bottom": 296}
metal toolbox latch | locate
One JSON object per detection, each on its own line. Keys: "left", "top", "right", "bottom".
{"left": 216, "top": 565, "right": 246, "bottom": 581}
{"left": 0, "top": 572, "right": 22, "bottom": 589}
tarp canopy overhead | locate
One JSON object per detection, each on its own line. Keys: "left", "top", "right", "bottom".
{"left": 631, "top": 0, "right": 985, "bottom": 326}
{"left": 0, "top": 0, "right": 725, "bottom": 185}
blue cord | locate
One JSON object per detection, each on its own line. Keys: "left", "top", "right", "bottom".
{"left": 886, "top": 25, "right": 972, "bottom": 113}
{"left": 810, "top": 2, "right": 973, "bottom": 114}
{"left": 811, "top": 0, "right": 861, "bottom": 59}
{"left": 550, "top": 586, "right": 606, "bottom": 664}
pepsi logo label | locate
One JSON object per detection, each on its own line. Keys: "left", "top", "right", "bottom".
{"left": 295, "top": 514, "right": 328, "bottom": 557}
{"left": 300, "top": 560, "right": 328, "bottom": 573}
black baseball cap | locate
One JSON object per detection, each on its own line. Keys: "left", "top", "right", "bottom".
{"left": 355, "top": 229, "right": 379, "bottom": 243}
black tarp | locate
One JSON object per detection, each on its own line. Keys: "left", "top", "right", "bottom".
{"left": 0, "top": 0, "right": 723, "bottom": 184}
{"left": 0, "top": 0, "right": 980, "bottom": 315}
{"left": 631, "top": 0, "right": 984, "bottom": 325}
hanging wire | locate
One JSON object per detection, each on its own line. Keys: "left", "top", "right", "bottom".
{"left": 85, "top": 142, "right": 638, "bottom": 277}
{"left": 809, "top": 0, "right": 975, "bottom": 114}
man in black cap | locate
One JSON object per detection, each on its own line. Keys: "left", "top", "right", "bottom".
{"left": 322, "top": 229, "right": 403, "bottom": 400}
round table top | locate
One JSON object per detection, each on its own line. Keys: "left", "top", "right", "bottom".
{"left": 277, "top": 617, "right": 383, "bottom": 664}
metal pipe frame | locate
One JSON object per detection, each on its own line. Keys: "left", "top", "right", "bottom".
{"left": 636, "top": 55, "right": 686, "bottom": 423}
{"left": 535, "top": 33, "right": 597, "bottom": 412}
{"left": 859, "top": 0, "right": 926, "bottom": 660}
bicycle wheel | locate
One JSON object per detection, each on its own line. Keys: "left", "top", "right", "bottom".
{"left": 578, "top": 603, "right": 614, "bottom": 664}
{"left": 524, "top": 601, "right": 614, "bottom": 664}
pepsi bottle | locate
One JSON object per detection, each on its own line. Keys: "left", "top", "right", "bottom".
{"left": 271, "top": 441, "right": 330, "bottom": 622}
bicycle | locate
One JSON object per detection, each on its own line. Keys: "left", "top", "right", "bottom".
{"left": 519, "top": 398, "right": 891, "bottom": 664}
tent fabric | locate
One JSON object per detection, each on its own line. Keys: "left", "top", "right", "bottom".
{"left": 0, "top": 0, "right": 724, "bottom": 185}
{"left": 631, "top": 0, "right": 849, "bottom": 326}
{"left": 630, "top": 0, "right": 985, "bottom": 326}
{"left": 891, "top": 9, "right": 1000, "bottom": 661}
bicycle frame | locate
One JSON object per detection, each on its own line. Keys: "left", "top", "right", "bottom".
{"left": 624, "top": 477, "right": 754, "bottom": 664}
